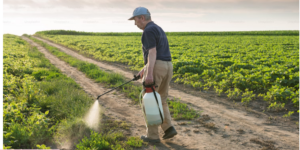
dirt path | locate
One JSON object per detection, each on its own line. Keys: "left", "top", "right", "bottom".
{"left": 28, "top": 36, "right": 299, "bottom": 150}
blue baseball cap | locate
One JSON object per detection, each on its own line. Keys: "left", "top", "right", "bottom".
{"left": 128, "top": 7, "right": 151, "bottom": 20}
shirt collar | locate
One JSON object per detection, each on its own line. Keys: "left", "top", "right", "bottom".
{"left": 145, "top": 21, "right": 154, "bottom": 29}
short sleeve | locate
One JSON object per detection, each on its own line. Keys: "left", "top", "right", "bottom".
{"left": 142, "top": 29, "right": 156, "bottom": 50}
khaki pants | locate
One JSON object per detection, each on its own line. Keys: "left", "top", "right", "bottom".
{"left": 142, "top": 60, "right": 173, "bottom": 139}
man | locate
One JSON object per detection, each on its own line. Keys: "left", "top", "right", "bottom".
{"left": 128, "top": 7, "right": 177, "bottom": 143}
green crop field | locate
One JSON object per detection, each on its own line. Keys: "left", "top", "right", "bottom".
{"left": 35, "top": 30, "right": 299, "bottom": 115}
{"left": 3, "top": 34, "right": 95, "bottom": 148}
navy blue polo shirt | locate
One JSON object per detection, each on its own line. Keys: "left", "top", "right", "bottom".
{"left": 142, "top": 21, "right": 172, "bottom": 65}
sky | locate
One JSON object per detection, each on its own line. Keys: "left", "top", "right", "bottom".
{"left": 2, "top": 0, "right": 300, "bottom": 35}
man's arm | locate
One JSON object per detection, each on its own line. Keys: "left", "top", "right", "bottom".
{"left": 145, "top": 47, "right": 156, "bottom": 84}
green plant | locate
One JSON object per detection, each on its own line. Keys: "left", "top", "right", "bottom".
{"left": 267, "top": 102, "right": 285, "bottom": 111}
{"left": 3, "top": 145, "right": 12, "bottom": 149}
{"left": 241, "top": 89, "right": 256, "bottom": 104}
{"left": 76, "top": 131, "right": 110, "bottom": 150}
{"left": 76, "top": 130, "right": 145, "bottom": 150}
{"left": 226, "top": 88, "right": 242, "bottom": 100}
{"left": 36, "top": 144, "right": 51, "bottom": 149}
{"left": 126, "top": 137, "right": 144, "bottom": 147}
{"left": 168, "top": 98, "right": 201, "bottom": 120}
{"left": 283, "top": 111, "right": 295, "bottom": 118}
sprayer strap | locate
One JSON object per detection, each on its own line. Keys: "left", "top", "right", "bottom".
{"left": 151, "top": 86, "right": 164, "bottom": 123}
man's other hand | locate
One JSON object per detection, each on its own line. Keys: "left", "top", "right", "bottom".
{"left": 145, "top": 74, "right": 154, "bottom": 85}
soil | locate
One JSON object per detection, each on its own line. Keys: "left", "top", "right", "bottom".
{"left": 23, "top": 36, "right": 299, "bottom": 150}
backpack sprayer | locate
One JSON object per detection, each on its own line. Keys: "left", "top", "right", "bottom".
{"left": 97, "top": 74, "right": 164, "bottom": 126}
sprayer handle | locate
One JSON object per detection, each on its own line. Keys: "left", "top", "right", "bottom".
{"left": 133, "top": 74, "right": 141, "bottom": 81}
{"left": 143, "top": 81, "right": 156, "bottom": 87}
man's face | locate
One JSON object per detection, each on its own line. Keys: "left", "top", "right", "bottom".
{"left": 134, "top": 16, "right": 144, "bottom": 30}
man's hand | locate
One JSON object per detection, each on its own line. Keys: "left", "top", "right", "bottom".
{"left": 145, "top": 74, "right": 154, "bottom": 85}
{"left": 137, "top": 67, "right": 145, "bottom": 80}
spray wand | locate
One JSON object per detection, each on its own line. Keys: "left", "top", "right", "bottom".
{"left": 97, "top": 74, "right": 140, "bottom": 99}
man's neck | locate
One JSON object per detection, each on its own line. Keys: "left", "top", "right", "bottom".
{"left": 142, "top": 20, "right": 152, "bottom": 30}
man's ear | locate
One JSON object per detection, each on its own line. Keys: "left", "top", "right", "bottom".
{"left": 141, "top": 15, "right": 145, "bottom": 21}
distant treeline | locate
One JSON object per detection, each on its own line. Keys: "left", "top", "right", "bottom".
{"left": 35, "top": 30, "right": 299, "bottom": 36}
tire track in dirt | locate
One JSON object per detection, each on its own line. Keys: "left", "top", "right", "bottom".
{"left": 31, "top": 36, "right": 299, "bottom": 150}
